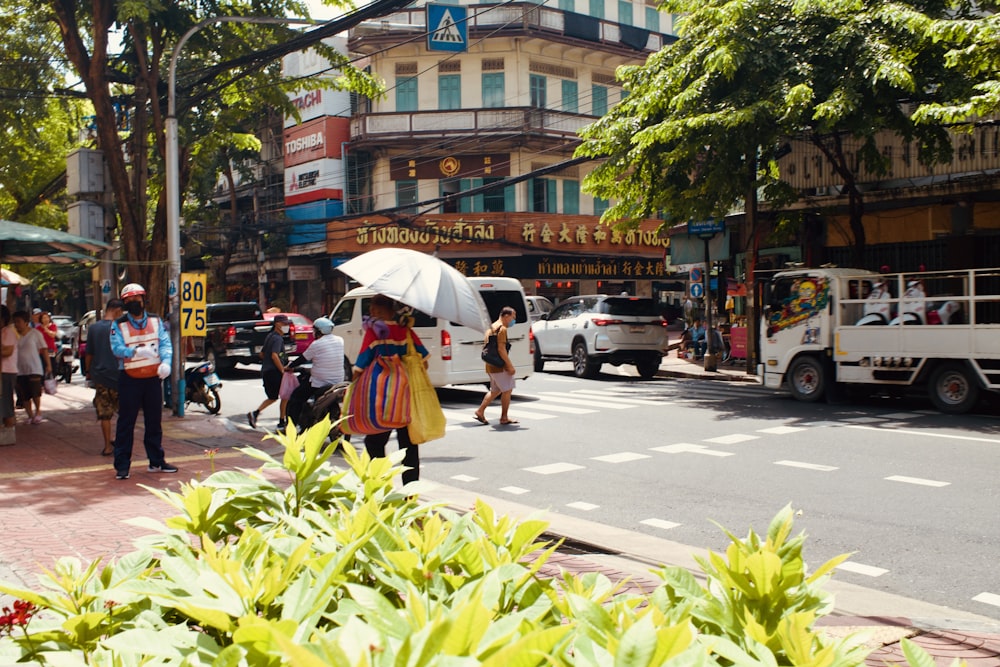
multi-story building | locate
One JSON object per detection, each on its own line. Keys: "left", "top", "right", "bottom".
{"left": 274, "top": 1, "right": 681, "bottom": 316}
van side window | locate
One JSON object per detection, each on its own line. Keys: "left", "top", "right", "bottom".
{"left": 330, "top": 299, "right": 356, "bottom": 326}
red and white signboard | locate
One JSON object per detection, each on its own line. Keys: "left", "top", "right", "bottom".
{"left": 284, "top": 116, "right": 350, "bottom": 168}
{"left": 284, "top": 157, "right": 344, "bottom": 206}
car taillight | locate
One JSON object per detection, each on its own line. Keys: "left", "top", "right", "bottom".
{"left": 528, "top": 328, "right": 535, "bottom": 354}
{"left": 225, "top": 325, "right": 236, "bottom": 344}
{"left": 590, "top": 318, "right": 623, "bottom": 326}
{"left": 654, "top": 320, "right": 668, "bottom": 327}
{"left": 441, "top": 330, "right": 452, "bottom": 360}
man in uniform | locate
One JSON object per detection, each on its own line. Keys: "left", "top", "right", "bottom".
{"left": 109, "top": 283, "right": 177, "bottom": 480}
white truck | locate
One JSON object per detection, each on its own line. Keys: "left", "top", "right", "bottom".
{"left": 759, "top": 266, "right": 1000, "bottom": 413}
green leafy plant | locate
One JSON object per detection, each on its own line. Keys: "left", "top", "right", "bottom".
{"left": 0, "top": 419, "right": 937, "bottom": 666}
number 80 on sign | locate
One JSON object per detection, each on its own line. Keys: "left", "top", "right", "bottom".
{"left": 180, "top": 273, "right": 207, "bottom": 336}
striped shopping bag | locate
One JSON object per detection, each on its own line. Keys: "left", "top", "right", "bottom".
{"left": 342, "top": 353, "right": 411, "bottom": 435}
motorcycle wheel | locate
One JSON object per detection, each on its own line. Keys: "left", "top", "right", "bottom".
{"left": 203, "top": 388, "right": 221, "bottom": 415}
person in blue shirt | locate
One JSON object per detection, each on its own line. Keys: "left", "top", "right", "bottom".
{"left": 109, "top": 283, "right": 176, "bottom": 480}
{"left": 691, "top": 319, "right": 707, "bottom": 359}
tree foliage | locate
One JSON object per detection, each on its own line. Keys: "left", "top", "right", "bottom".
{"left": 578, "top": 0, "right": 972, "bottom": 263}
{"left": 41, "top": 0, "right": 370, "bottom": 313}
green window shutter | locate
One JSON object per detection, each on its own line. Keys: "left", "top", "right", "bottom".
{"left": 563, "top": 181, "right": 579, "bottom": 214}
{"left": 546, "top": 179, "right": 557, "bottom": 213}
{"left": 482, "top": 73, "right": 505, "bottom": 108}
{"left": 472, "top": 178, "right": 485, "bottom": 212}
{"left": 396, "top": 77, "right": 418, "bottom": 111}
{"left": 592, "top": 85, "right": 608, "bottom": 116}
{"left": 618, "top": 0, "right": 633, "bottom": 25}
{"left": 561, "top": 80, "right": 578, "bottom": 113}
{"left": 439, "top": 75, "right": 461, "bottom": 110}
{"left": 459, "top": 178, "right": 472, "bottom": 213}
{"left": 645, "top": 6, "right": 660, "bottom": 32}
{"left": 505, "top": 184, "right": 516, "bottom": 211}
{"left": 589, "top": 0, "right": 604, "bottom": 18}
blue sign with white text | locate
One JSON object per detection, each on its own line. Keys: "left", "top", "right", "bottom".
{"left": 427, "top": 4, "right": 467, "bottom": 52}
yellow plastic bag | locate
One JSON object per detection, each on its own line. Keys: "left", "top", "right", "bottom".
{"left": 403, "top": 333, "right": 446, "bottom": 445}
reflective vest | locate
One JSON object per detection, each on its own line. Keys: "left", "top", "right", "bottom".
{"left": 119, "top": 315, "right": 162, "bottom": 379}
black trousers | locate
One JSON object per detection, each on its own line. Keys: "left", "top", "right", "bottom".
{"left": 114, "top": 372, "right": 166, "bottom": 474}
{"left": 364, "top": 427, "right": 419, "bottom": 485}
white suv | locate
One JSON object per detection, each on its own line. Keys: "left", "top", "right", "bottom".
{"left": 530, "top": 295, "right": 669, "bottom": 379}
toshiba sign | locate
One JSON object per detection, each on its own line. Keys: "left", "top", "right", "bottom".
{"left": 283, "top": 116, "right": 350, "bottom": 168}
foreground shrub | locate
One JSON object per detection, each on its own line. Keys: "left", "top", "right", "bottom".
{"left": 0, "top": 419, "right": 944, "bottom": 665}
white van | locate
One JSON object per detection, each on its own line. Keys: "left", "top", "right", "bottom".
{"left": 329, "top": 276, "right": 533, "bottom": 388}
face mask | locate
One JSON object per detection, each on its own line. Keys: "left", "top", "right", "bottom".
{"left": 510, "top": 318, "right": 516, "bottom": 326}
{"left": 125, "top": 301, "right": 144, "bottom": 317}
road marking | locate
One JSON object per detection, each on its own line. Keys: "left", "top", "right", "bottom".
{"left": 521, "top": 394, "right": 635, "bottom": 409}
{"left": 839, "top": 416, "right": 888, "bottom": 424}
{"left": 499, "top": 486, "right": 530, "bottom": 495}
{"left": 489, "top": 408, "right": 557, "bottom": 421}
{"left": 451, "top": 474, "right": 478, "bottom": 482}
{"left": 568, "top": 390, "right": 668, "bottom": 406}
{"left": 757, "top": 426, "right": 807, "bottom": 435}
{"left": 775, "top": 460, "right": 838, "bottom": 472}
{"left": 972, "top": 592, "right": 1000, "bottom": 608}
{"left": 880, "top": 412, "right": 924, "bottom": 420}
{"left": 640, "top": 518, "right": 681, "bottom": 530}
{"left": 847, "top": 425, "right": 1000, "bottom": 444}
{"left": 566, "top": 501, "right": 599, "bottom": 511}
{"left": 649, "top": 443, "right": 734, "bottom": 457}
{"left": 801, "top": 421, "right": 845, "bottom": 427}
{"left": 705, "top": 433, "right": 760, "bottom": 445}
{"left": 885, "top": 475, "right": 950, "bottom": 487}
{"left": 524, "top": 462, "right": 586, "bottom": 475}
{"left": 837, "top": 562, "right": 889, "bottom": 577}
{"left": 590, "top": 452, "right": 651, "bottom": 464}
{"left": 512, "top": 402, "right": 595, "bottom": 415}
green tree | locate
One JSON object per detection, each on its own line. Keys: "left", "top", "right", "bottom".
{"left": 578, "top": 0, "right": 964, "bottom": 265}
{"left": 44, "top": 0, "right": 382, "bottom": 313}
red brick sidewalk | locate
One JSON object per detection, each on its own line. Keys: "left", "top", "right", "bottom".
{"left": 1, "top": 382, "right": 998, "bottom": 666}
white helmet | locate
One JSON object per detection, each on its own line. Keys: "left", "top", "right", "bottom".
{"left": 313, "top": 317, "right": 334, "bottom": 334}
{"left": 121, "top": 283, "right": 146, "bottom": 299}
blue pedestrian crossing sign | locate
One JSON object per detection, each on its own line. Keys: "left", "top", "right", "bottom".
{"left": 427, "top": 4, "right": 467, "bottom": 52}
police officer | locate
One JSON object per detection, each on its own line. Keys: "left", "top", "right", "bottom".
{"left": 109, "top": 283, "right": 177, "bottom": 480}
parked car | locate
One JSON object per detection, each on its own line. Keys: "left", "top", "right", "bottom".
{"left": 263, "top": 312, "right": 314, "bottom": 355}
{"left": 526, "top": 295, "right": 554, "bottom": 323}
{"left": 530, "top": 294, "right": 669, "bottom": 379}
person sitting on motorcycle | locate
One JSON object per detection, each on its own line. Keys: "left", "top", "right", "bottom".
{"left": 285, "top": 317, "right": 345, "bottom": 426}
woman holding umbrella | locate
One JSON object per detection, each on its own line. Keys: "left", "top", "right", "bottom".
{"left": 352, "top": 294, "right": 428, "bottom": 486}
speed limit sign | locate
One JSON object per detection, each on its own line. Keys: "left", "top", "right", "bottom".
{"left": 180, "top": 273, "right": 207, "bottom": 337}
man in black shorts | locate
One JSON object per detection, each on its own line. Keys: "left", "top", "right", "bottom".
{"left": 248, "top": 314, "right": 289, "bottom": 430}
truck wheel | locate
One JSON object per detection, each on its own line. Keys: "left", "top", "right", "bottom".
{"left": 636, "top": 355, "right": 660, "bottom": 379}
{"left": 572, "top": 341, "right": 598, "bottom": 379}
{"left": 533, "top": 345, "right": 545, "bottom": 373}
{"left": 928, "top": 363, "right": 980, "bottom": 414}
{"left": 787, "top": 356, "right": 827, "bottom": 403}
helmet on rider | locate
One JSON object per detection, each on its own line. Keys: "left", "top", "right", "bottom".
{"left": 313, "top": 317, "right": 334, "bottom": 335}
{"left": 121, "top": 283, "right": 146, "bottom": 299}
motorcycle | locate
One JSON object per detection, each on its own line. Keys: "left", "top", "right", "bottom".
{"left": 54, "top": 341, "right": 77, "bottom": 384}
{"left": 286, "top": 367, "right": 349, "bottom": 442}
{"left": 184, "top": 361, "right": 222, "bottom": 414}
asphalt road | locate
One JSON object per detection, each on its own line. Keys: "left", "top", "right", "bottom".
{"left": 211, "top": 360, "right": 1000, "bottom": 621}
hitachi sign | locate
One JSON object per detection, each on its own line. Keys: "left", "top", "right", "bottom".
{"left": 286, "top": 132, "right": 323, "bottom": 155}
{"left": 292, "top": 90, "right": 322, "bottom": 110}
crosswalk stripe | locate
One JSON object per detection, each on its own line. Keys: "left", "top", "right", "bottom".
{"left": 511, "top": 402, "right": 596, "bottom": 414}
{"left": 519, "top": 394, "right": 635, "bottom": 409}
{"left": 565, "top": 390, "right": 667, "bottom": 406}
{"left": 440, "top": 407, "right": 556, "bottom": 422}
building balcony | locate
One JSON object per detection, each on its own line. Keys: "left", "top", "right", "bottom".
{"left": 349, "top": 2, "right": 671, "bottom": 55}
{"left": 349, "top": 106, "right": 593, "bottom": 150}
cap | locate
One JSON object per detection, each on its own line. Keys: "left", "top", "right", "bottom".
{"left": 313, "top": 317, "right": 334, "bottom": 334}
{"left": 272, "top": 314, "right": 289, "bottom": 324}
{"left": 32, "top": 308, "right": 42, "bottom": 315}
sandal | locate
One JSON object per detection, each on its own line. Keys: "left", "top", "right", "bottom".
{"left": 499, "top": 419, "right": 519, "bottom": 425}
{"left": 473, "top": 413, "right": 489, "bottom": 425}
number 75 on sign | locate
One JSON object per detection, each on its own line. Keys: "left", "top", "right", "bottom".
{"left": 180, "top": 273, "right": 207, "bottom": 336}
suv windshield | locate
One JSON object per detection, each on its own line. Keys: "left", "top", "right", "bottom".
{"left": 597, "top": 297, "right": 660, "bottom": 317}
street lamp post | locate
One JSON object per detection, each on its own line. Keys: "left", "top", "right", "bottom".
{"left": 166, "top": 15, "right": 317, "bottom": 415}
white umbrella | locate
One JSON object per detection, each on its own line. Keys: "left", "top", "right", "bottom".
{"left": 0, "top": 268, "right": 31, "bottom": 286}
{"left": 337, "top": 248, "right": 492, "bottom": 332}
